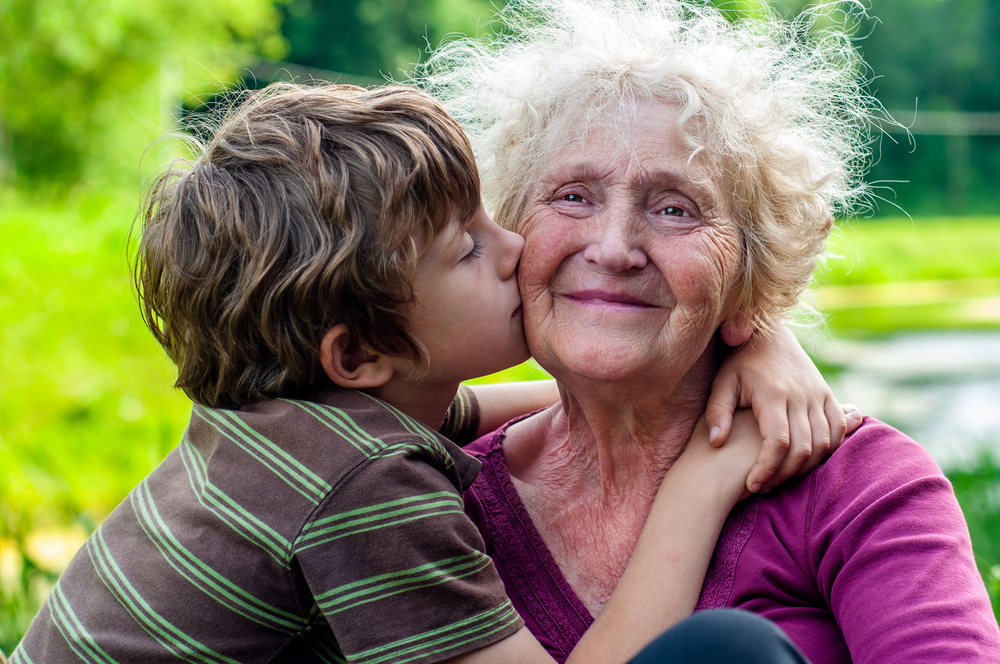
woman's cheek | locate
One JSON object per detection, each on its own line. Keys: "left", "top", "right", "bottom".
{"left": 672, "top": 230, "right": 741, "bottom": 299}
{"left": 517, "top": 211, "right": 574, "bottom": 302}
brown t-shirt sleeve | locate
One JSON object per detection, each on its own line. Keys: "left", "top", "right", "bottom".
{"left": 439, "top": 385, "right": 481, "bottom": 445}
{"left": 293, "top": 443, "right": 521, "bottom": 664}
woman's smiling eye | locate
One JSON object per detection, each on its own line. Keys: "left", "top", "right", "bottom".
{"left": 660, "top": 205, "right": 688, "bottom": 217}
{"left": 562, "top": 193, "right": 586, "bottom": 203}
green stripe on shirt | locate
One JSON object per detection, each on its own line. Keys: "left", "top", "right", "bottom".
{"left": 316, "top": 552, "right": 494, "bottom": 615}
{"left": 194, "top": 406, "right": 331, "bottom": 503}
{"left": 282, "top": 399, "right": 386, "bottom": 457}
{"left": 179, "top": 436, "right": 292, "bottom": 566}
{"left": 87, "top": 529, "right": 241, "bottom": 664}
{"left": 352, "top": 602, "right": 520, "bottom": 664}
{"left": 295, "top": 494, "right": 465, "bottom": 552}
{"left": 131, "top": 479, "right": 305, "bottom": 633}
{"left": 47, "top": 585, "right": 120, "bottom": 664}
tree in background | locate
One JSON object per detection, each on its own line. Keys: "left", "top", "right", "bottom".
{"left": 279, "top": 0, "right": 498, "bottom": 80}
{"left": 0, "top": 0, "right": 286, "bottom": 188}
{"left": 856, "top": 0, "right": 1000, "bottom": 215}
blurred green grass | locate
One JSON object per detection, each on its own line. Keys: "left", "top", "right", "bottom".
{"left": 1, "top": 198, "right": 999, "bottom": 651}
{"left": 819, "top": 217, "right": 1000, "bottom": 334}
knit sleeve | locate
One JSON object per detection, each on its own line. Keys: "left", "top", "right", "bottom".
{"left": 807, "top": 419, "right": 1000, "bottom": 663}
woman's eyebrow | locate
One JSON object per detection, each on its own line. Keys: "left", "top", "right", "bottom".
{"left": 635, "top": 166, "right": 718, "bottom": 201}
{"left": 537, "top": 161, "right": 615, "bottom": 186}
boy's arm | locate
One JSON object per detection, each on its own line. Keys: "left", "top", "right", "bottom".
{"left": 707, "top": 323, "right": 862, "bottom": 493}
{"left": 465, "top": 380, "right": 560, "bottom": 438}
{"left": 445, "top": 411, "right": 764, "bottom": 664}
{"left": 568, "top": 412, "right": 760, "bottom": 662}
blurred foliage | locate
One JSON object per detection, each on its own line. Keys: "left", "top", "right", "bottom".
{"left": 948, "top": 455, "right": 1000, "bottom": 624}
{"left": 825, "top": 217, "right": 1000, "bottom": 284}
{"left": 0, "top": 190, "right": 191, "bottom": 650}
{"left": 279, "top": 0, "right": 498, "bottom": 80}
{"left": 849, "top": 0, "right": 1000, "bottom": 216}
{"left": 0, "top": 0, "right": 286, "bottom": 188}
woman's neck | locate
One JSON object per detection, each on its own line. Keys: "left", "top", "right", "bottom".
{"left": 500, "top": 343, "right": 718, "bottom": 614}
{"left": 507, "top": 345, "right": 715, "bottom": 498}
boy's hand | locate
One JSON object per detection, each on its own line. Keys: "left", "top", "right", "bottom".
{"left": 705, "top": 325, "right": 863, "bottom": 494}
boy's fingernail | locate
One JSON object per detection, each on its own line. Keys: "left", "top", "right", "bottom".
{"left": 709, "top": 426, "right": 721, "bottom": 443}
{"left": 750, "top": 482, "right": 762, "bottom": 492}
{"left": 847, "top": 410, "right": 862, "bottom": 422}
{"left": 761, "top": 487, "right": 772, "bottom": 494}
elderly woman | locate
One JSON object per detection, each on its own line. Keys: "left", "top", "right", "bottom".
{"left": 423, "top": 1, "right": 1000, "bottom": 663}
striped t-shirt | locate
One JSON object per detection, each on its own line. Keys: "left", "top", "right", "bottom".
{"left": 11, "top": 388, "right": 522, "bottom": 664}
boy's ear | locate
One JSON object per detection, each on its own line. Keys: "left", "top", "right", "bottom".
{"left": 720, "top": 310, "right": 756, "bottom": 347}
{"left": 320, "top": 325, "right": 395, "bottom": 389}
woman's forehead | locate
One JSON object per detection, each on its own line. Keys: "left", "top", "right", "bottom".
{"left": 546, "top": 103, "right": 682, "bottom": 163}
{"left": 537, "top": 102, "right": 717, "bottom": 193}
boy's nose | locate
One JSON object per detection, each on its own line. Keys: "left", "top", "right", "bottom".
{"left": 498, "top": 227, "right": 525, "bottom": 279}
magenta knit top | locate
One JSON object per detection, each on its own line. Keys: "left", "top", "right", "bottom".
{"left": 463, "top": 416, "right": 1000, "bottom": 664}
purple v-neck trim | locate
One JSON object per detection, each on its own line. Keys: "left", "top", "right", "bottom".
{"left": 466, "top": 415, "right": 763, "bottom": 659}
{"left": 469, "top": 415, "right": 594, "bottom": 660}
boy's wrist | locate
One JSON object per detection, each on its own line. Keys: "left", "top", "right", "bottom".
{"left": 661, "top": 452, "right": 745, "bottom": 511}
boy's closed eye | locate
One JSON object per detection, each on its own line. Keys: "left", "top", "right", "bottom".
{"left": 462, "top": 236, "right": 484, "bottom": 260}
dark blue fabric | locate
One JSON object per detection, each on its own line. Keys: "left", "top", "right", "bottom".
{"left": 628, "top": 609, "right": 811, "bottom": 664}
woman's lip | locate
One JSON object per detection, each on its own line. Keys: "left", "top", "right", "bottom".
{"left": 512, "top": 304, "right": 523, "bottom": 317}
{"left": 562, "top": 290, "right": 653, "bottom": 307}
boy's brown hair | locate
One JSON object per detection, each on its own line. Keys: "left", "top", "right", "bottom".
{"left": 134, "top": 83, "right": 481, "bottom": 409}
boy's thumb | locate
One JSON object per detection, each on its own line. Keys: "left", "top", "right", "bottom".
{"left": 704, "top": 387, "right": 738, "bottom": 447}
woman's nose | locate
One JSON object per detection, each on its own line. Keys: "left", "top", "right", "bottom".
{"left": 582, "top": 213, "right": 648, "bottom": 272}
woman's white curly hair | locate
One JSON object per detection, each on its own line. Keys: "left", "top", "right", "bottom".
{"left": 416, "top": 0, "right": 882, "bottom": 333}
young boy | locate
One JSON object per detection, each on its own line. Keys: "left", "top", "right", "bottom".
{"left": 9, "top": 84, "right": 853, "bottom": 664}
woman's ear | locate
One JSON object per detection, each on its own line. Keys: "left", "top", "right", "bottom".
{"left": 320, "top": 324, "right": 395, "bottom": 389}
{"left": 720, "top": 310, "right": 756, "bottom": 347}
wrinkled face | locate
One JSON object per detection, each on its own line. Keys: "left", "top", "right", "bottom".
{"left": 518, "top": 102, "right": 746, "bottom": 386}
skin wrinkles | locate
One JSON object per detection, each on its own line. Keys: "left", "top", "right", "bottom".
{"left": 503, "top": 102, "right": 749, "bottom": 614}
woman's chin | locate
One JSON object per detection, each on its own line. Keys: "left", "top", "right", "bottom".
{"left": 534, "top": 347, "right": 654, "bottom": 387}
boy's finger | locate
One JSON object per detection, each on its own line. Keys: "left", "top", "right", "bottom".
{"left": 746, "top": 409, "right": 790, "bottom": 492}
{"left": 825, "top": 394, "right": 849, "bottom": 451}
{"left": 759, "top": 419, "right": 813, "bottom": 492}
{"left": 705, "top": 375, "right": 740, "bottom": 447}
{"left": 792, "top": 404, "right": 832, "bottom": 477}
{"left": 842, "top": 402, "right": 862, "bottom": 435}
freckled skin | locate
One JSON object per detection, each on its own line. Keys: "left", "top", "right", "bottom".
{"left": 518, "top": 103, "right": 743, "bottom": 393}
{"left": 506, "top": 103, "right": 747, "bottom": 614}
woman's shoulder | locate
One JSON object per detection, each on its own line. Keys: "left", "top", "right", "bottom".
{"left": 794, "top": 416, "right": 964, "bottom": 554}
{"left": 773, "top": 419, "right": 1000, "bottom": 662}
{"left": 749, "top": 416, "right": 948, "bottom": 529}
{"left": 810, "top": 416, "right": 948, "bottom": 502}
{"left": 463, "top": 419, "right": 516, "bottom": 459}
{"left": 829, "top": 416, "right": 941, "bottom": 470}
{"left": 738, "top": 416, "right": 962, "bottom": 571}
